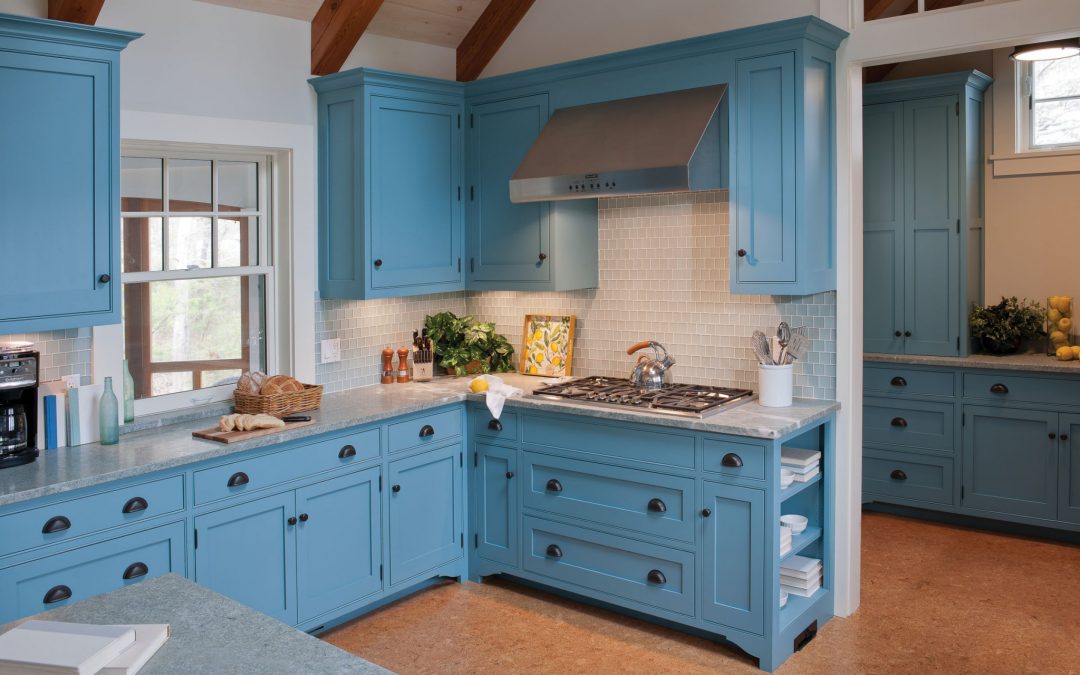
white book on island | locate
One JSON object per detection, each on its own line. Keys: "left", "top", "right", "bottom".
{"left": 782, "top": 460, "right": 819, "bottom": 475}
{"left": 780, "top": 446, "right": 821, "bottom": 468}
{"left": 781, "top": 579, "right": 822, "bottom": 598}
{"left": 0, "top": 620, "right": 135, "bottom": 675}
{"left": 100, "top": 624, "right": 170, "bottom": 675}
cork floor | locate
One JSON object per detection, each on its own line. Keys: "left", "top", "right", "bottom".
{"left": 322, "top": 512, "right": 1080, "bottom": 673}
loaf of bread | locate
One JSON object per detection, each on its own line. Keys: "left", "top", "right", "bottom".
{"left": 235, "top": 370, "right": 267, "bottom": 395}
{"left": 219, "top": 413, "right": 286, "bottom": 432}
{"left": 260, "top": 375, "right": 305, "bottom": 395}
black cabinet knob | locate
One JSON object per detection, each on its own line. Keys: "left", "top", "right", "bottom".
{"left": 890, "top": 417, "right": 908, "bottom": 428}
{"left": 1049, "top": 433, "right": 1057, "bottom": 440}
{"left": 338, "top": 444, "right": 356, "bottom": 459}
{"left": 545, "top": 544, "right": 563, "bottom": 558}
{"left": 392, "top": 484, "right": 401, "bottom": 493}
{"left": 545, "top": 478, "right": 563, "bottom": 492}
{"left": 43, "top": 585, "right": 72, "bottom": 604}
{"left": 98, "top": 273, "right": 111, "bottom": 283}
{"left": 505, "top": 471, "right": 514, "bottom": 479}
{"left": 721, "top": 453, "right": 743, "bottom": 468}
{"left": 538, "top": 252, "right": 548, "bottom": 261}
{"left": 647, "top": 498, "right": 667, "bottom": 513}
{"left": 42, "top": 515, "right": 71, "bottom": 534}
{"left": 299, "top": 513, "right": 309, "bottom": 522}
{"left": 894, "top": 330, "right": 902, "bottom": 337}
{"left": 737, "top": 249, "right": 747, "bottom": 258}
{"left": 890, "top": 376, "right": 907, "bottom": 387}
{"left": 990, "top": 383, "right": 1009, "bottom": 394}
{"left": 890, "top": 469, "right": 907, "bottom": 481}
{"left": 419, "top": 424, "right": 435, "bottom": 438}
{"left": 227, "top": 472, "right": 249, "bottom": 488}
{"left": 904, "top": 331, "right": 912, "bottom": 337}
{"left": 487, "top": 419, "right": 503, "bottom": 432}
{"left": 122, "top": 562, "right": 148, "bottom": 580}
{"left": 288, "top": 516, "right": 297, "bottom": 526}
{"left": 701, "top": 508, "right": 712, "bottom": 518}
{"left": 646, "top": 569, "right": 667, "bottom": 585}
{"left": 374, "top": 259, "right": 383, "bottom": 268}
{"left": 122, "top": 497, "right": 148, "bottom": 514}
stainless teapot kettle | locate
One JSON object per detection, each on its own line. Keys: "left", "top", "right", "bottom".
{"left": 627, "top": 341, "right": 675, "bottom": 391}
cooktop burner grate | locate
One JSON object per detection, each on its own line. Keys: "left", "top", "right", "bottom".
{"left": 530, "top": 376, "right": 755, "bottom": 418}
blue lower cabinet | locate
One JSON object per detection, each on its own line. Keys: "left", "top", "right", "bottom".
{"left": 195, "top": 492, "right": 298, "bottom": 625}
{"left": 962, "top": 406, "right": 1058, "bottom": 519}
{"left": 0, "top": 520, "right": 184, "bottom": 624}
{"left": 296, "top": 468, "right": 382, "bottom": 623}
{"left": 475, "top": 443, "right": 518, "bottom": 567}
{"left": 701, "top": 481, "right": 764, "bottom": 635}
{"left": 863, "top": 448, "right": 953, "bottom": 506}
{"left": 1059, "top": 415, "right": 1080, "bottom": 525}
{"left": 388, "top": 443, "right": 464, "bottom": 585}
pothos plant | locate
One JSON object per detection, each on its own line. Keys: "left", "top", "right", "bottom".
{"left": 424, "top": 311, "right": 515, "bottom": 376}
{"left": 969, "top": 297, "right": 1046, "bottom": 355}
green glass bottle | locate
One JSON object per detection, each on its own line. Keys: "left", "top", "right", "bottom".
{"left": 99, "top": 377, "right": 119, "bottom": 445}
{"left": 122, "top": 359, "right": 135, "bottom": 423}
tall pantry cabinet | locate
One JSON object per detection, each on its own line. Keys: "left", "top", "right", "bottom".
{"left": 863, "top": 70, "right": 991, "bottom": 357}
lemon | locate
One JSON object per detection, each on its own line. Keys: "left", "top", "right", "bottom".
{"left": 1051, "top": 330, "right": 1067, "bottom": 343}
{"left": 1059, "top": 317, "right": 1072, "bottom": 333}
{"left": 551, "top": 355, "right": 561, "bottom": 367}
{"left": 469, "top": 378, "right": 489, "bottom": 393}
{"left": 1072, "top": 345, "right": 1080, "bottom": 357}
{"left": 1049, "top": 309, "right": 1063, "bottom": 323}
{"left": 528, "top": 365, "right": 538, "bottom": 375}
{"left": 1057, "top": 346, "right": 1075, "bottom": 361}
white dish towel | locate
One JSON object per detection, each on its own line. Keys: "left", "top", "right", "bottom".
{"left": 472, "top": 375, "right": 523, "bottom": 420}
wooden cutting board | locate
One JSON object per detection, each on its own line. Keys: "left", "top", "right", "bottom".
{"left": 192, "top": 418, "right": 316, "bottom": 443}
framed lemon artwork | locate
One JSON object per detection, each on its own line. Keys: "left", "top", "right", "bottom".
{"left": 520, "top": 315, "right": 576, "bottom": 377}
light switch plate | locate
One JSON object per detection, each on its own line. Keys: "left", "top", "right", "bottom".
{"left": 320, "top": 338, "right": 341, "bottom": 364}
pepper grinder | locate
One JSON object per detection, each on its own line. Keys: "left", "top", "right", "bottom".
{"left": 381, "top": 347, "right": 395, "bottom": 384}
{"left": 397, "top": 347, "right": 411, "bottom": 383}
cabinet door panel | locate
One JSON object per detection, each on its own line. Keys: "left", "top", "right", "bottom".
{"left": 863, "top": 102, "right": 905, "bottom": 354}
{"left": 475, "top": 443, "right": 518, "bottom": 567}
{"left": 195, "top": 492, "right": 297, "bottom": 625}
{"left": 388, "top": 444, "right": 463, "bottom": 585}
{"left": 368, "top": 95, "right": 462, "bottom": 291}
{"left": 296, "top": 468, "right": 381, "bottom": 622}
{"left": 1060, "top": 415, "right": 1080, "bottom": 524}
{"left": 701, "top": 481, "right": 764, "bottom": 635}
{"left": 962, "top": 406, "right": 1057, "bottom": 519}
{"left": 469, "top": 94, "right": 550, "bottom": 283}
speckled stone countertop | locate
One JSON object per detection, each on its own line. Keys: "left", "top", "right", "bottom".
{"left": 0, "top": 373, "right": 838, "bottom": 507}
{"left": 865, "top": 351, "right": 1080, "bottom": 375}
{"left": 0, "top": 574, "right": 387, "bottom": 674}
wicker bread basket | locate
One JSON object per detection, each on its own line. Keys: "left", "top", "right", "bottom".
{"left": 233, "top": 383, "right": 323, "bottom": 417}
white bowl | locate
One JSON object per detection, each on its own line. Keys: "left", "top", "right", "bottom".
{"left": 780, "top": 590, "right": 789, "bottom": 608}
{"left": 780, "top": 468, "right": 796, "bottom": 488}
{"left": 780, "top": 514, "right": 809, "bottom": 534}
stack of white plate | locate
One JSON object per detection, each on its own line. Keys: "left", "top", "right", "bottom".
{"left": 780, "top": 555, "right": 823, "bottom": 598}
{"left": 781, "top": 447, "right": 821, "bottom": 484}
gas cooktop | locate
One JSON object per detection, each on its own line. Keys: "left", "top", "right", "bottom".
{"left": 529, "top": 376, "right": 755, "bottom": 418}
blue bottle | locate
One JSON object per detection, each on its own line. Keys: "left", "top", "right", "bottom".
{"left": 99, "top": 377, "right": 119, "bottom": 446}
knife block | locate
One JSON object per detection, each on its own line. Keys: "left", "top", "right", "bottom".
{"left": 413, "top": 350, "right": 434, "bottom": 382}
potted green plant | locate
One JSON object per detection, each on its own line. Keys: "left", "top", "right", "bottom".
{"left": 969, "top": 297, "right": 1046, "bottom": 355}
{"left": 424, "top": 311, "right": 515, "bottom": 376}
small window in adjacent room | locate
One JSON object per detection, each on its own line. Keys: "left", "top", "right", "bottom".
{"left": 120, "top": 147, "right": 276, "bottom": 413}
{"left": 1022, "top": 54, "right": 1080, "bottom": 149}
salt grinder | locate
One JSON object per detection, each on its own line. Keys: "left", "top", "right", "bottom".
{"left": 381, "top": 347, "right": 394, "bottom": 384}
{"left": 397, "top": 347, "right": 410, "bottom": 383}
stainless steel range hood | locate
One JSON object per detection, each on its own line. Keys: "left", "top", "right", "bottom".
{"left": 509, "top": 84, "right": 727, "bottom": 204}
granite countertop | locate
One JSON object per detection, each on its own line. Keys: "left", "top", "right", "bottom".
{"left": 0, "top": 373, "right": 839, "bottom": 507}
{"left": 0, "top": 574, "right": 387, "bottom": 675}
{"left": 865, "top": 351, "right": 1080, "bottom": 375}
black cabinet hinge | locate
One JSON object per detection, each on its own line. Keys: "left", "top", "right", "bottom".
{"left": 470, "top": 186, "right": 475, "bottom": 201}
{"left": 379, "top": 475, "right": 382, "bottom": 491}
{"left": 957, "top": 336, "right": 960, "bottom": 351}
{"left": 458, "top": 186, "right": 461, "bottom": 201}
{"left": 470, "top": 258, "right": 475, "bottom": 273}
{"left": 961, "top": 485, "right": 965, "bottom": 499}
{"left": 379, "top": 564, "right": 384, "bottom": 580}
{"left": 474, "top": 533, "right": 479, "bottom": 548}
{"left": 194, "top": 528, "right": 198, "bottom": 549}
{"left": 473, "top": 451, "right": 478, "bottom": 467}
{"left": 470, "top": 113, "right": 474, "bottom": 128}
{"left": 460, "top": 532, "right": 464, "bottom": 548}
{"left": 962, "top": 413, "right": 965, "bottom": 427}
{"left": 457, "top": 257, "right": 461, "bottom": 273}
{"left": 956, "top": 218, "right": 960, "bottom": 233}
{"left": 955, "top": 101, "right": 960, "bottom": 115}
{"left": 459, "top": 451, "right": 463, "bottom": 467}
{"left": 457, "top": 114, "right": 461, "bottom": 128}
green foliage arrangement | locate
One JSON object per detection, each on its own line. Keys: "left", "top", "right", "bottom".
{"left": 969, "top": 297, "right": 1046, "bottom": 355}
{"left": 424, "top": 311, "right": 515, "bottom": 376}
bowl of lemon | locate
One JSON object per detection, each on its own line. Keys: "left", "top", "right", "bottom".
{"left": 1048, "top": 296, "right": 1075, "bottom": 360}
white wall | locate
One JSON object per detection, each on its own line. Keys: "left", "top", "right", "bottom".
{"left": 343, "top": 32, "right": 455, "bottom": 80}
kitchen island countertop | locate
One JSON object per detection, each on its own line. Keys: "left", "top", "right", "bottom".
{"left": 865, "top": 351, "right": 1080, "bottom": 374}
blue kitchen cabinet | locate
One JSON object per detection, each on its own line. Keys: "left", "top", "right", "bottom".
{"left": 0, "top": 15, "right": 137, "bottom": 333}
{"left": 295, "top": 468, "right": 381, "bottom": 623}
{"left": 312, "top": 70, "right": 465, "bottom": 299}
{"left": 1060, "top": 415, "right": 1080, "bottom": 525}
{"left": 474, "top": 442, "right": 518, "bottom": 568}
{"left": 701, "top": 480, "right": 765, "bottom": 635}
{"left": 194, "top": 491, "right": 298, "bottom": 625}
{"left": 388, "top": 443, "right": 464, "bottom": 586}
{"left": 863, "top": 102, "right": 905, "bottom": 354}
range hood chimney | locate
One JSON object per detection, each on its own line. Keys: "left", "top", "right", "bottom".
{"left": 509, "top": 84, "right": 727, "bottom": 204}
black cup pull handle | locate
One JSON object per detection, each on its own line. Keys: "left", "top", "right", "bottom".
{"left": 890, "top": 376, "right": 907, "bottom": 387}
{"left": 419, "top": 424, "right": 435, "bottom": 438}
{"left": 338, "top": 444, "right": 356, "bottom": 459}
{"left": 227, "top": 472, "right": 249, "bottom": 488}
{"left": 647, "top": 569, "right": 667, "bottom": 585}
{"left": 42, "top": 515, "right": 71, "bottom": 534}
{"left": 392, "top": 484, "right": 401, "bottom": 493}
{"left": 890, "top": 469, "right": 907, "bottom": 481}
{"left": 990, "top": 383, "right": 1009, "bottom": 394}
{"left": 122, "top": 562, "right": 149, "bottom": 580}
{"left": 721, "top": 453, "right": 743, "bottom": 468}
{"left": 505, "top": 471, "right": 515, "bottom": 479}
{"left": 647, "top": 498, "right": 667, "bottom": 513}
{"left": 487, "top": 419, "right": 503, "bottom": 432}
{"left": 546, "top": 478, "right": 563, "bottom": 492}
{"left": 891, "top": 417, "right": 908, "bottom": 428}
{"left": 122, "top": 497, "right": 148, "bottom": 514}
{"left": 43, "top": 584, "right": 72, "bottom": 604}
{"left": 545, "top": 544, "right": 563, "bottom": 559}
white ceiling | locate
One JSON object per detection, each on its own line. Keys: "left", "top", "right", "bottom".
{"left": 197, "top": 0, "right": 492, "bottom": 48}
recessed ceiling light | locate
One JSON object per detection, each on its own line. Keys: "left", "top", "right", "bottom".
{"left": 1010, "top": 39, "right": 1080, "bottom": 62}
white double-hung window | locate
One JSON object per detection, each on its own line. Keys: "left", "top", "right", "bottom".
{"left": 118, "top": 145, "right": 277, "bottom": 414}
{"left": 1021, "top": 53, "right": 1080, "bottom": 150}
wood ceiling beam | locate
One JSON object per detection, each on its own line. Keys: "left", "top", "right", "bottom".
{"left": 864, "top": 0, "right": 917, "bottom": 21}
{"left": 311, "top": 0, "right": 385, "bottom": 76}
{"left": 863, "top": 62, "right": 900, "bottom": 84}
{"left": 456, "top": 0, "right": 536, "bottom": 82}
{"left": 47, "top": 0, "right": 105, "bottom": 24}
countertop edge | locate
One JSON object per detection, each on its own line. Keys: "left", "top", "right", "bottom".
{"left": 865, "top": 352, "right": 1080, "bottom": 375}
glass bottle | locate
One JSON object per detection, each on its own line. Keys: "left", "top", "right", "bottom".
{"left": 122, "top": 359, "right": 135, "bottom": 423}
{"left": 99, "top": 377, "right": 119, "bottom": 446}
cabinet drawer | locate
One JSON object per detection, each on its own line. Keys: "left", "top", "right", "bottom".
{"left": 702, "top": 438, "right": 766, "bottom": 481}
{"left": 863, "top": 449, "right": 953, "bottom": 505}
{"left": 522, "top": 516, "right": 695, "bottom": 617}
{"left": 194, "top": 428, "right": 380, "bottom": 505}
{"left": 863, "top": 397, "right": 954, "bottom": 454}
{"left": 0, "top": 475, "right": 184, "bottom": 558}
{"left": 963, "top": 372, "right": 1080, "bottom": 406}
{"left": 388, "top": 408, "right": 462, "bottom": 454}
{"left": 522, "top": 414, "right": 695, "bottom": 469}
{"left": 864, "top": 365, "right": 955, "bottom": 398}
{"left": 471, "top": 408, "right": 518, "bottom": 442}
{"left": 522, "top": 452, "right": 695, "bottom": 543}
{"left": 0, "top": 520, "right": 184, "bottom": 623}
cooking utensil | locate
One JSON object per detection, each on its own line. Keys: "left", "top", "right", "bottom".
{"left": 751, "top": 331, "right": 774, "bottom": 365}
{"left": 627, "top": 341, "right": 676, "bottom": 391}
{"left": 777, "top": 321, "right": 791, "bottom": 351}
{"left": 783, "top": 332, "right": 809, "bottom": 364}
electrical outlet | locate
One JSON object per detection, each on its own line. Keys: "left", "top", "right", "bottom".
{"left": 320, "top": 338, "right": 341, "bottom": 364}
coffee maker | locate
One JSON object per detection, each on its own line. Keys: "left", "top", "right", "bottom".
{"left": 0, "top": 344, "right": 39, "bottom": 469}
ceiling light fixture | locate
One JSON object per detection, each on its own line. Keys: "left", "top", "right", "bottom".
{"left": 1010, "top": 38, "right": 1080, "bottom": 62}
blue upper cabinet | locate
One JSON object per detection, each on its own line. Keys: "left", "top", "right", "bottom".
{"left": 863, "top": 71, "right": 991, "bottom": 356}
{"left": 312, "top": 70, "right": 466, "bottom": 299}
{"left": 0, "top": 14, "right": 137, "bottom": 332}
